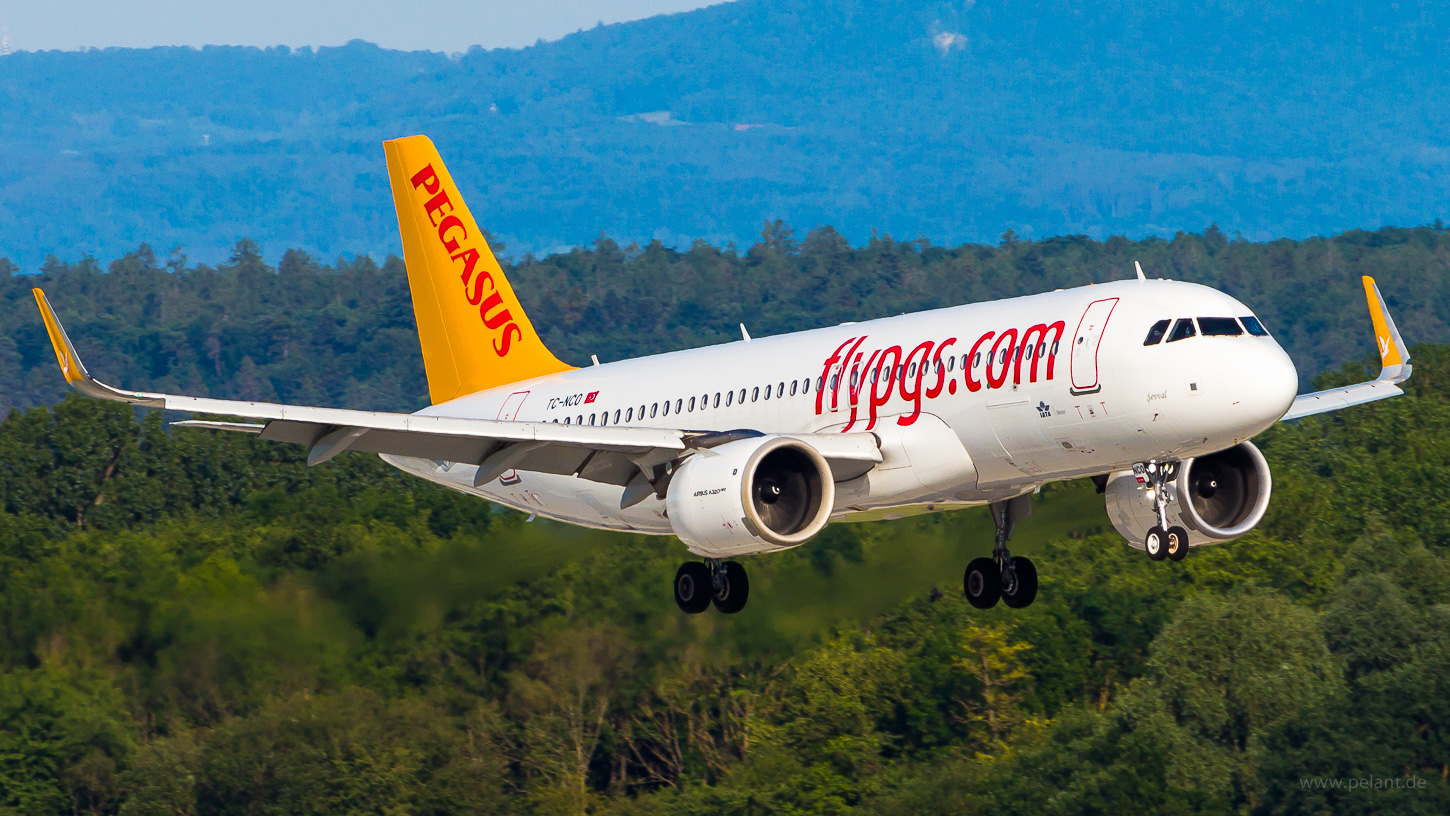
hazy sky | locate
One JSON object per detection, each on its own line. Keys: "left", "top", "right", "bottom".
{"left": 0, "top": 0, "right": 724, "bottom": 53}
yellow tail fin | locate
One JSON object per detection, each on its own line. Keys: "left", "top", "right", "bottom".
{"left": 384, "top": 135, "right": 573, "bottom": 404}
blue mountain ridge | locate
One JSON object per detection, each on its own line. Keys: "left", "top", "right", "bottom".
{"left": 0, "top": 0, "right": 1447, "bottom": 270}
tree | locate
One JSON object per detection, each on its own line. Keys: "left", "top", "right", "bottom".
{"left": 952, "top": 624, "right": 1032, "bottom": 750}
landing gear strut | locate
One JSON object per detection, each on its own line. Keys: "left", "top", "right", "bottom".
{"left": 674, "top": 559, "right": 750, "bottom": 614}
{"left": 1137, "top": 461, "right": 1190, "bottom": 562}
{"left": 964, "top": 494, "right": 1039, "bottom": 609}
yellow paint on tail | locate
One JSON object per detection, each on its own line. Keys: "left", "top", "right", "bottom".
{"left": 384, "top": 135, "right": 573, "bottom": 404}
{"left": 1361, "top": 276, "right": 1404, "bottom": 367}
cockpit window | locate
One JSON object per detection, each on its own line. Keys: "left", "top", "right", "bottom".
{"left": 1166, "top": 318, "right": 1197, "bottom": 343}
{"left": 1197, "top": 317, "right": 1243, "bottom": 336}
{"left": 1143, "top": 319, "right": 1171, "bottom": 346}
{"left": 1240, "top": 316, "right": 1269, "bottom": 336}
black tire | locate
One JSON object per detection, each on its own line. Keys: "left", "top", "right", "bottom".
{"left": 712, "top": 561, "right": 750, "bottom": 614}
{"left": 1001, "top": 556, "right": 1038, "bottom": 608}
{"left": 1145, "top": 526, "right": 1168, "bottom": 561}
{"left": 964, "top": 557, "right": 1002, "bottom": 609}
{"left": 1167, "top": 526, "right": 1190, "bottom": 562}
{"left": 674, "top": 562, "right": 712, "bottom": 614}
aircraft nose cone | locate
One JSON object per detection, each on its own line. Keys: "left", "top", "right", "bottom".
{"left": 1256, "top": 343, "right": 1299, "bottom": 422}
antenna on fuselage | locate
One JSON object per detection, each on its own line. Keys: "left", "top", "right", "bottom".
{"left": 1134, "top": 260, "right": 1147, "bottom": 281}
{"left": 740, "top": 323, "right": 752, "bottom": 342}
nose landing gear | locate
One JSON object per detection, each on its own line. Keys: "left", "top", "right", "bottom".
{"left": 1138, "top": 461, "right": 1191, "bottom": 562}
{"left": 964, "top": 494, "right": 1040, "bottom": 609}
{"left": 674, "top": 559, "right": 750, "bottom": 614}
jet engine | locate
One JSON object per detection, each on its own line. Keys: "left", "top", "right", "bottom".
{"left": 1104, "top": 441, "right": 1272, "bottom": 548}
{"left": 666, "top": 435, "right": 835, "bottom": 557}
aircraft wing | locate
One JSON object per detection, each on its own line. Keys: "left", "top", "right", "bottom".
{"left": 33, "top": 289, "right": 881, "bottom": 494}
{"left": 1281, "top": 276, "right": 1412, "bottom": 422}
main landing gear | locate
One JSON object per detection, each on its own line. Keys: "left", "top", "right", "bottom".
{"left": 964, "top": 494, "right": 1039, "bottom": 609}
{"left": 1137, "top": 461, "right": 1189, "bottom": 562}
{"left": 674, "top": 559, "right": 750, "bottom": 614}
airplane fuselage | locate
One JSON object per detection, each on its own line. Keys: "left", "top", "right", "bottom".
{"left": 386, "top": 278, "right": 1299, "bottom": 553}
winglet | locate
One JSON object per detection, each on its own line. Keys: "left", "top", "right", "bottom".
{"left": 1362, "top": 276, "right": 1411, "bottom": 383}
{"left": 33, "top": 288, "right": 90, "bottom": 384}
{"left": 32, "top": 289, "right": 163, "bottom": 406}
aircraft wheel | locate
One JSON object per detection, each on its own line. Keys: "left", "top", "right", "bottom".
{"left": 964, "top": 557, "right": 1002, "bottom": 609}
{"left": 1145, "top": 526, "right": 1168, "bottom": 561}
{"left": 712, "top": 561, "right": 750, "bottom": 614}
{"left": 674, "top": 562, "right": 712, "bottom": 614}
{"left": 1001, "top": 556, "right": 1038, "bottom": 608}
{"left": 1166, "top": 526, "right": 1190, "bottom": 562}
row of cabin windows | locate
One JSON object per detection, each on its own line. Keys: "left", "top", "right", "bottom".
{"left": 551, "top": 339, "right": 1064, "bottom": 427}
{"left": 1142, "top": 316, "right": 1269, "bottom": 346}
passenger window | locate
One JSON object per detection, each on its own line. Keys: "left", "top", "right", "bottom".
{"left": 804, "top": 378, "right": 812, "bottom": 394}
{"left": 830, "top": 375, "right": 837, "bottom": 390}
{"left": 1198, "top": 317, "right": 1243, "bottom": 336}
{"left": 714, "top": 392, "right": 721, "bottom": 408}
{"left": 564, "top": 416, "right": 570, "bottom": 425}
{"left": 1166, "top": 318, "right": 1197, "bottom": 343}
{"left": 590, "top": 413, "right": 597, "bottom": 426}
{"left": 1051, "top": 340, "right": 1059, "bottom": 355}
{"left": 753, "top": 387, "right": 760, "bottom": 401}
{"left": 1037, "top": 344, "right": 1046, "bottom": 359}
{"left": 1143, "top": 319, "right": 1171, "bottom": 346}
{"left": 726, "top": 391, "right": 733, "bottom": 407}
{"left": 650, "top": 403, "right": 658, "bottom": 418}
{"left": 626, "top": 407, "right": 633, "bottom": 422}
{"left": 790, "top": 380, "right": 798, "bottom": 396}
{"left": 908, "top": 363, "right": 916, "bottom": 378}
{"left": 663, "top": 400, "right": 671, "bottom": 416}
{"left": 675, "top": 398, "right": 682, "bottom": 413}
{"left": 689, "top": 396, "right": 696, "bottom": 411}
{"left": 947, "top": 356, "right": 955, "bottom": 372}
{"left": 972, "top": 352, "right": 981, "bottom": 367}
{"left": 1240, "top": 316, "right": 1269, "bottom": 336}
{"left": 577, "top": 415, "right": 583, "bottom": 425}
{"left": 777, "top": 382, "right": 785, "bottom": 397}
{"left": 638, "top": 405, "right": 645, "bottom": 419}
{"left": 614, "top": 409, "right": 621, "bottom": 424}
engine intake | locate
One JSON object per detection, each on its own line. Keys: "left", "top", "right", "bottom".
{"left": 1104, "top": 441, "right": 1272, "bottom": 548}
{"left": 666, "top": 436, "right": 835, "bottom": 556}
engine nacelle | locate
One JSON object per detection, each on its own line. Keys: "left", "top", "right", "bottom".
{"left": 665, "top": 436, "right": 835, "bottom": 557}
{"left": 1104, "top": 441, "right": 1272, "bottom": 549}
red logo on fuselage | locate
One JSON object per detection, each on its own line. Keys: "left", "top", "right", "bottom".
{"left": 410, "top": 163, "right": 523, "bottom": 357}
{"left": 818, "top": 320, "right": 1065, "bottom": 431}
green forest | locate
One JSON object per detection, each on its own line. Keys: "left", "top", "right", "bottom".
{"left": 1, "top": 227, "right": 1449, "bottom": 814}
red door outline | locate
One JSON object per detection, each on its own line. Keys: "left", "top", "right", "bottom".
{"left": 1070, "top": 298, "right": 1118, "bottom": 395}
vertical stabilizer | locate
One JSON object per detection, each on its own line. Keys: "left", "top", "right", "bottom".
{"left": 384, "top": 135, "right": 573, "bottom": 404}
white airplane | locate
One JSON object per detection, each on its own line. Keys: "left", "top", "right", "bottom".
{"left": 33, "top": 136, "right": 1412, "bottom": 615}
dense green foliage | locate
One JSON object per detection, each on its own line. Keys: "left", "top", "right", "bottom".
{"left": 5, "top": 223, "right": 1450, "bottom": 416}
{"left": 3, "top": 0, "right": 1450, "bottom": 268}
{"left": 1, "top": 316, "right": 1448, "bottom": 809}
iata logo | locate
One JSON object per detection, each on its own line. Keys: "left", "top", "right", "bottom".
{"left": 409, "top": 163, "right": 523, "bottom": 357}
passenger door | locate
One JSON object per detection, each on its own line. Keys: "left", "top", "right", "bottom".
{"left": 1070, "top": 298, "right": 1119, "bottom": 395}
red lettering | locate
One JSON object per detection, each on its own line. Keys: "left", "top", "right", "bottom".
{"left": 867, "top": 345, "right": 902, "bottom": 430}
{"left": 438, "top": 215, "right": 467, "bottom": 253}
{"left": 817, "top": 338, "right": 858, "bottom": 415}
{"left": 842, "top": 348, "right": 881, "bottom": 432}
{"left": 467, "top": 269, "right": 495, "bottom": 306}
{"left": 924, "top": 337, "right": 957, "bottom": 399}
{"left": 830, "top": 338, "right": 867, "bottom": 413}
{"left": 987, "top": 329, "right": 1018, "bottom": 389}
{"left": 424, "top": 191, "right": 453, "bottom": 227}
{"left": 452, "top": 248, "right": 481, "bottom": 285}
{"left": 896, "top": 340, "right": 935, "bottom": 426}
{"left": 965, "top": 332, "right": 994, "bottom": 392}
{"left": 493, "top": 323, "right": 522, "bottom": 356}
{"left": 479, "top": 291, "right": 513, "bottom": 330}
{"left": 411, "top": 164, "right": 441, "bottom": 194}
{"left": 1014, "top": 321, "right": 1065, "bottom": 384}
